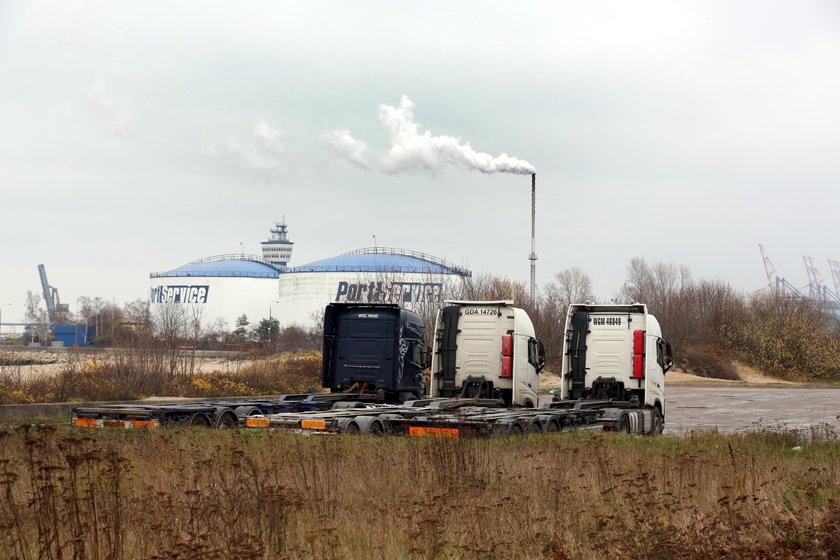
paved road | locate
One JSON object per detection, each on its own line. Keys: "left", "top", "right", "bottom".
{"left": 665, "top": 385, "right": 840, "bottom": 434}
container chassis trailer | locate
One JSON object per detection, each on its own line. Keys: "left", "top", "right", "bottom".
{"left": 72, "top": 391, "right": 387, "bottom": 430}
{"left": 72, "top": 395, "right": 660, "bottom": 436}
{"left": 240, "top": 397, "right": 661, "bottom": 436}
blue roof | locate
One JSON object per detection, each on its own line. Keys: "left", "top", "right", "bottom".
{"left": 288, "top": 248, "right": 471, "bottom": 276}
{"left": 151, "top": 255, "right": 280, "bottom": 279}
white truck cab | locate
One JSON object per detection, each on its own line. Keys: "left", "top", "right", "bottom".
{"left": 430, "top": 300, "right": 546, "bottom": 407}
{"left": 560, "top": 303, "right": 672, "bottom": 423}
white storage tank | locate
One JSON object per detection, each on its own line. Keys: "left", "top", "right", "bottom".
{"left": 275, "top": 247, "right": 472, "bottom": 328}
{"left": 149, "top": 255, "right": 280, "bottom": 330}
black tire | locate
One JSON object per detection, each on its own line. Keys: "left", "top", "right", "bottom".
{"left": 508, "top": 423, "right": 524, "bottom": 436}
{"left": 234, "top": 405, "right": 261, "bottom": 418}
{"left": 398, "top": 391, "right": 418, "bottom": 404}
{"left": 616, "top": 414, "right": 630, "bottom": 434}
{"left": 343, "top": 422, "right": 360, "bottom": 435}
{"left": 217, "top": 412, "right": 237, "bottom": 430}
{"left": 189, "top": 413, "right": 212, "bottom": 428}
{"left": 545, "top": 419, "right": 561, "bottom": 433}
{"left": 651, "top": 407, "right": 663, "bottom": 435}
{"left": 368, "top": 421, "right": 384, "bottom": 436}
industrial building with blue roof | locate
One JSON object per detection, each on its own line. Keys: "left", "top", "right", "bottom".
{"left": 148, "top": 220, "right": 471, "bottom": 329}
{"left": 151, "top": 248, "right": 470, "bottom": 279}
{"left": 151, "top": 255, "right": 281, "bottom": 279}
{"left": 287, "top": 248, "right": 471, "bottom": 276}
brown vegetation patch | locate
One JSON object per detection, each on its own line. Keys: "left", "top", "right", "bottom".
{"left": 0, "top": 352, "right": 321, "bottom": 404}
{"left": 0, "top": 428, "right": 838, "bottom": 559}
{"left": 676, "top": 345, "right": 741, "bottom": 380}
{"left": 719, "top": 296, "right": 840, "bottom": 383}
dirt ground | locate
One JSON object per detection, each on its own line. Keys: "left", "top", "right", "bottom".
{"left": 0, "top": 348, "right": 252, "bottom": 378}
{"left": 537, "top": 360, "right": 792, "bottom": 391}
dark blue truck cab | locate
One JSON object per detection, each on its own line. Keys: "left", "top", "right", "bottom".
{"left": 322, "top": 303, "right": 426, "bottom": 403}
{"left": 73, "top": 303, "right": 428, "bottom": 429}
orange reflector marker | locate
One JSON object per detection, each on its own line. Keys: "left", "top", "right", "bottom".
{"left": 129, "top": 419, "right": 159, "bottom": 430}
{"left": 245, "top": 417, "right": 270, "bottom": 428}
{"left": 409, "top": 426, "right": 459, "bottom": 439}
{"left": 73, "top": 417, "right": 98, "bottom": 429}
{"left": 301, "top": 419, "right": 326, "bottom": 430}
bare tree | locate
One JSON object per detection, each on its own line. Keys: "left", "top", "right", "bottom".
{"left": 123, "top": 299, "right": 152, "bottom": 330}
{"left": 544, "top": 269, "right": 596, "bottom": 309}
{"left": 153, "top": 303, "right": 189, "bottom": 377}
{"left": 538, "top": 269, "right": 597, "bottom": 364}
{"left": 616, "top": 257, "right": 739, "bottom": 360}
{"left": 24, "top": 290, "right": 50, "bottom": 344}
{"left": 619, "top": 257, "right": 654, "bottom": 303}
{"left": 307, "top": 307, "right": 325, "bottom": 353}
{"left": 449, "top": 272, "right": 497, "bottom": 301}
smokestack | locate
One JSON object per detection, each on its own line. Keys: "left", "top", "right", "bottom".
{"left": 529, "top": 173, "right": 537, "bottom": 304}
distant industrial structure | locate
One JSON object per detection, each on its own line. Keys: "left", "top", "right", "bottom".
{"left": 24, "top": 264, "right": 95, "bottom": 345}
{"left": 260, "top": 219, "right": 294, "bottom": 268}
{"left": 149, "top": 220, "right": 472, "bottom": 330}
{"left": 38, "top": 264, "right": 69, "bottom": 322}
{"left": 759, "top": 245, "right": 840, "bottom": 316}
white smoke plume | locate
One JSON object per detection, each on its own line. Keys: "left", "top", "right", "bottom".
{"left": 327, "top": 95, "right": 535, "bottom": 175}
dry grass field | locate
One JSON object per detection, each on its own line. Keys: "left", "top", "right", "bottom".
{"left": 0, "top": 349, "right": 322, "bottom": 404}
{"left": 1, "top": 426, "right": 838, "bottom": 559}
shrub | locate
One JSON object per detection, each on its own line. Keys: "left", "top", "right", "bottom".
{"left": 719, "top": 295, "right": 840, "bottom": 382}
{"left": 676, "top": 345, "right": 740, "bottom": 380}
{"left": 0, "top": 352, "right": 323, "bottom": 404}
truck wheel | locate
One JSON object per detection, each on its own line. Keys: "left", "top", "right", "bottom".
{"left": 189, "top": 413, "right": 212, "bottom": 428}
{"left": 398, "top": 391, "right": 418, "bottom": 404}
{"left": 509, "top": 423, "right": 524, "bottom": 436}
{"left": 544, "top": 419, "right": 561, "bottom": 433}
{"left": 526, "top": 419, "right": 542, "bottom": 433}
{"left": 217, "top": 412, "right": 237, "bottom": 429}
{"left": 368, "top": 421, "right": 384, "bottom": 436}
{"left": 651, "top": 407, "right": 663, "bottom": 435}
{"left": 342, "top": 422, "right": 360, "bottom": 435}
{"left": 616, "top": 413, "right": 630, "bottom": 434}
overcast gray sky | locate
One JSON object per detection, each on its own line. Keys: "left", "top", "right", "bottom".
{"left": 1, "top": 0, "right": 839, "bottom": 324}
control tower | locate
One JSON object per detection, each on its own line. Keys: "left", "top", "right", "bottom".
{"left": 260, "top": 219, "right": 294, "bottom": 268}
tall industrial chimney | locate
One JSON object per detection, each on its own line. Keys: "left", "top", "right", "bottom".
{"left": 529, "top": 173, "right": 537, "bottom": 304}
